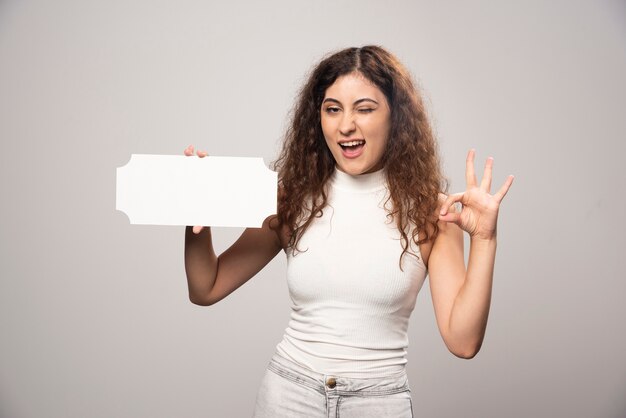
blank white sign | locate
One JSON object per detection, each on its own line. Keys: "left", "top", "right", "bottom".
{"left": 116, "top": 154, "right": 277, "bottom": 228}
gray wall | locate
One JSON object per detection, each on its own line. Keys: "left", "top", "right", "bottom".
{"left": 1, "top": 0, "right": 625, "bottom": 417}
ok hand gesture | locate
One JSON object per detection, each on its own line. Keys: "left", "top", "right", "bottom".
{"left": 439, "top": 149, "right": 514, "bottom": 241}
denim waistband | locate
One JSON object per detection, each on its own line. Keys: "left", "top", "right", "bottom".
{"left": 268, "top": 352, "right": 410, "bottom": 397}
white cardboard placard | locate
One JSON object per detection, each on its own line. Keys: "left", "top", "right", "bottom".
{"left": 116, "top": 154, "right": 277, "bottom": 227}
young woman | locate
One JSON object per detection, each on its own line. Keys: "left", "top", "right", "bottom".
{"left": 184, "top": 46, "right": 513, "bottom": 417}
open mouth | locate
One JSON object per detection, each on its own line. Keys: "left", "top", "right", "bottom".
{"left": 339, "top": 140, "right": 365, "bottom": 158}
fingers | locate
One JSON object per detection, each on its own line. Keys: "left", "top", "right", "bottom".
{"left": 466, "top": 149, "right": 477, "bottom": 188}
{"left": 480, "top": 157, "right": 493, "bottom": 192}
{"left": 468, "top": 150, "right": 497, "bottom": 194}
{"left": 439, "top": 193, "right": 464, "bottom": 226}
{"left": 494, "top": 174, "right": 515, "bottom": 203}
{"left": 185, "top": 145, "right": 208, "bottom": 234}
{"left": 439, "top": 192, "right": 464, "bottom": 216}
{"left": 439, "top": 211, "right": 462, "bottom": 224}
{"left": 183, "top": 145, "right": 208, "bottom": 158}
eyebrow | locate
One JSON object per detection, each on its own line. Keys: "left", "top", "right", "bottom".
{"left": 322, "top": 97, "right": 379, "bottom": 106}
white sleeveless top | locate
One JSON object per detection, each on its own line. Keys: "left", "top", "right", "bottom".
{"left": 274, "top": 168, "right": 428, "bottom": 378}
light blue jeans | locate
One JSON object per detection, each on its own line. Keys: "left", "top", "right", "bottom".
{"left": 252, "top": 353, "right": 414, "bottom": 417}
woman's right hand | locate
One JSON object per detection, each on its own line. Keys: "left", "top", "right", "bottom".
{"left": 184, "top": 144, "right": 209, "bottom": 234}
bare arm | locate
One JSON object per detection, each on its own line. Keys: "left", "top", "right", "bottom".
{"left": 184, "top": 216, "right": 283, "bottom": 306}
{"left": 427, "top": 219, "right": 496, "bottom": 359}
{"left": 182, "top": 144, "right": 284, "bottom": 306}
{"left": 427, "top": 150, "right": 514, "bottom": 359}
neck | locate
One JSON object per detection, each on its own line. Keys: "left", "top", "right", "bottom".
{"left": 331, "top": 166, "right": 386, "bottom": 192}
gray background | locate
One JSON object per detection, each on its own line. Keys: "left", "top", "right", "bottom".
{"left": 1, "top": 0, "right": 625, "bottom": 417}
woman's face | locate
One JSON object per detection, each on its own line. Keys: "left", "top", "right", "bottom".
{"left": 320, "top": 72, "right": 391, "bottom": 176}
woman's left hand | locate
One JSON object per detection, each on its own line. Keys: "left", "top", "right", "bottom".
{"left": 439, "top": 149, "right": 514, "bottom": 240}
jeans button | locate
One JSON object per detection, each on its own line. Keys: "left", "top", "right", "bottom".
{"left": 326, "top": 377, "right": 336, "bottom": 389}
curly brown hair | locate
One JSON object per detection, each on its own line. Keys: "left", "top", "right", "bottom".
{"left": 272, "top": 45, "right": 447, "bottom": 264}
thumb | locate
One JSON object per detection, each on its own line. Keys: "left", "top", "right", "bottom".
{"left": 439, "top": 212, "right": 461, "bottom": 225}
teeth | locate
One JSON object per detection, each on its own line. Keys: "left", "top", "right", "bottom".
{"left": 340, "top": 140, "right": 365, "bottom": 147}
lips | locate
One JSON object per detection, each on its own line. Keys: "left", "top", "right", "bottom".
{"left": 339, "top": 139, "right": 365, "bottom": 158}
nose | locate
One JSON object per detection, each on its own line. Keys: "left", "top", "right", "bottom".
{"left": 339, "top": 113, "right": 356, "bottom": 136}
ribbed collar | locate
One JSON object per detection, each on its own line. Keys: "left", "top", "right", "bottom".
{"left": 330, "top": 166, "right": 387, "bottom": 192}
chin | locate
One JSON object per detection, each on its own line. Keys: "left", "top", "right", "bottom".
{"left": 340, "top": 161, "right": 382, "bottom": 176}
{"left": 337, "top": 164, "right": 367, "bottom": 176}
